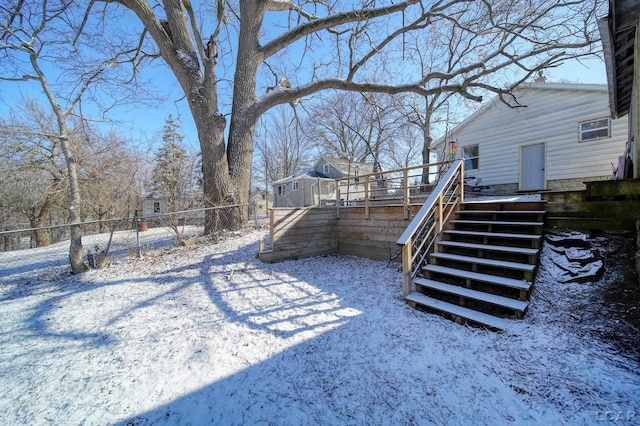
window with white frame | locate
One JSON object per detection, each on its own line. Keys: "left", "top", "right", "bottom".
{"left": 292, "top": 181, "right": 299, "bottom": 191}
{"left": 462, "top": 145, "right": 479, "bottom": 170}
{"left": 579, "top": 117, "right": 611, "bottom": 142}
{"left": 323, "top": 163, "right": 330, "bottom": 174}
{"left": 277, "top": 185, "right": 284, "bottom": 196}
{"left": 153, "top": 201, "right": 160, "bottom": 213}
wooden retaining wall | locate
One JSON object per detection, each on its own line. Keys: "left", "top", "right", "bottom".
{"left": 337, "top": 206, "right": 420, "bottom": 261}
{"left": 259, "top": 205, "right": 420, "bottom": 263}
{"left": 259, "top": 208, "right": 338, "bottom": 263}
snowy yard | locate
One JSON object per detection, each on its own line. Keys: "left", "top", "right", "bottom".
{"left": 1, "top": 227, "right": 639, "bottom": 425}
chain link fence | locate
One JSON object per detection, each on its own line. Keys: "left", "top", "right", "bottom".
{"left": 0, "top": 204, "right": 269, "bottom": 276}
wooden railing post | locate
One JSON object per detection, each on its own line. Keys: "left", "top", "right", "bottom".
{"left": 365, "top": 175, "right": 370, "bottom": 219}
{"left": 403, "top": 169, "right": 410, "bottom": 219}
{"left": 459, "top": 160, "right": 465, "bottom": 203}
{"left": 269, "top": 208, "right": 275, "bottom": 250}
{"left": 402, "top": 236, "right": 412, "bottom": 297}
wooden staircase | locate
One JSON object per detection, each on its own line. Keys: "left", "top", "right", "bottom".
{"left": 405, "top": 200, "right": 545, "bottom": 330}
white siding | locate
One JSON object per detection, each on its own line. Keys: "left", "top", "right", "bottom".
{"left": 449, "top": 86, "right": 628, "bottom": 187}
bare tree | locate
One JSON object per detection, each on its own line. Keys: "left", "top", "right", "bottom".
{"left": 76, "top": 121, "right": 142, "bottom": 231}
{"left": 96, "top": 0, "right": 601, "bottom": 232}
{"left": 254, "top": 104, "right": 315, "bottom": 188}
{"left": 0, "top": 100, "right": 69, "bottom": 247}
{"left": 0, "top": 1, "right": 144, "bottom": 272}
{"left": 304, "top": 91, "right": 407, "bottom": 172}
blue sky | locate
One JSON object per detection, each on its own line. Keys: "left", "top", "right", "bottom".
{"left": 0, "top": 2, "right": 609, "bottom": 157}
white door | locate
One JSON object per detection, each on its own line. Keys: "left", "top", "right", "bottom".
{"left": 520, "top": 143, "right": 546, "bottom": 191}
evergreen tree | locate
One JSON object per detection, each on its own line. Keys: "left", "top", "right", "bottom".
{"left": 151, "top": 115, "right": 189, "bottom": 213}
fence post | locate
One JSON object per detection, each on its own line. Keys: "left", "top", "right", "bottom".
{"left": 134, "top": 215, "right": 141, "bottom": 258}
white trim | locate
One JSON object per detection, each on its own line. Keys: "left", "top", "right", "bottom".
{"left": 578, "top": 117, "right": 611, "bottom": 142}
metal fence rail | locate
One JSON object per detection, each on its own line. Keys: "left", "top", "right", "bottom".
{"left": 0, "top": 204, "right": 267, "bottom": 271}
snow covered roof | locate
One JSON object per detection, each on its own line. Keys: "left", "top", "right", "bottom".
{"left": 272, "top": 170, "right": 330, "bottom": 185}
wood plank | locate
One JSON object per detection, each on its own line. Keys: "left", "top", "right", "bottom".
{"left": 272, "top": 238, "right": 338, "bottom": 252}
{"left": 430, "top": 252, "right": 535, "bottom": 271}
{"left": 338, "top": 242, "right": 400, "bottom": 261}
{"left": 437, "top": 240, "right": 538, "bottom": 255}
{"left": 414, "top": 278, "right": 529, "bottom": 312}
{"left": 259, "top": 244, "right": 337, "bottom": 263}
{"left": 444, "top": 230, "right": 542, "bottom": 240}
{"left": 451, "top": 219, "right": 545, "bottom": 226}
{"left": 273, "top": 223, "right": 337, "bottom": 238}
{"left": 339, "top": 230, "right": 403, "bottom": 243}
{"left": 423, "top": 264, "right": 531, "bottom": 290}
{"left": 457, "top": 210, "right": 546, "bottom": 215}
{"left": 405, "top": 292, "right": 510, "bottom": 330}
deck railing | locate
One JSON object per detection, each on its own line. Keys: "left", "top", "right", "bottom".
{"left": 396, "top": 159, "right": 464, "bottom": 297}
{"left": 332, "top": 161, "right": 454, "bottom": 219}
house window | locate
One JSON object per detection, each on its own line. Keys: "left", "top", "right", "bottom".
{"left": 277, "top": 185, "right": 284, "bottom": 196}
{"left": 579, "top": 117, "right": 610, "bottom": 141}
{"left": 463, "top": 145, "right": 479, "bottom": 170}
{"left": 261, "top": 193, "right": 266, "bottom": 200}
{"left": 153, "top": 201, "right": 160, "bottom": 213}
{"left": 292, "top": 181, "right": 299, "bottom": 191}
{"left": 323, "top": 163, "right": 330, "bottom": 174}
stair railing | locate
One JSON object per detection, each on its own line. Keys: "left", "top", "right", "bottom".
{"left": 396, "top": 159, "right": 465, "bottom": 297}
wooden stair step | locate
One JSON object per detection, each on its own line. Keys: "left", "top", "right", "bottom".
{"left": 457, "top": 210, "right": 546, "bottom": 215}
{"left": 445, "top": 230, "right": 542, "bottom": 240}
{"left": 437, "top": 240, "right": 539, "bottom": 256}
{"left": 430, "top": 252, "right": 535, "bottom": 272}
{"left": 405, "top": 292, "right": 510, "bottom": 330}
{"left": 414, "top": 278, "right": 529, "bottom": 312}
{"left": 461, "top": 200, "right": 547, "bottom": 206}
{"left": 423, "top": 264, "right": 531, "bottom": 291}
{"left": 451, "top": 219, "right": 545, "bottom": 226}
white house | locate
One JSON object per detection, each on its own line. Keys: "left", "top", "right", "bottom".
{"left": 272, "top": 156, "right": 374, "bottom": 208}
{"left": 434, "top": 82, "right": 629, "bottom": 194}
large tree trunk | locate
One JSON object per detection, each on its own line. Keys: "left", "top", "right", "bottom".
{"left": 226, "top": 2, "right": 264, "bottom": 226}
{"left": 193, "top": 110, "right": 231, "bottom": 234}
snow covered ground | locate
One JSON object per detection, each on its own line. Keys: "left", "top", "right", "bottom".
{"left": 1, "top": 227, "right": 639, "bottom": 425}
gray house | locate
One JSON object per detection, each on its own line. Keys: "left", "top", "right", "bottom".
{"left": 272, "top": 156, "right": 374, "bottom": 208}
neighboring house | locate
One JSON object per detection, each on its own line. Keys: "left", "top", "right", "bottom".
{"left": 272, "top": 156, "right": 374, "bottom": 207}
{"left": 140, "top": 189, "right": 204, "bottom": 223}
{"left": 599, "top": 0, "right": 640, "bottom": 179}
{"left": 272, "top": 170, "right": 334, "bottom": 208}
{"left": 433, "top": 82, "right": 629, "bottom": 194}
{"left": 250, "top": 188, "right": 273, "bottom": 216}
{"left": 141, "top": 190, "right": 168, "bottom": 217}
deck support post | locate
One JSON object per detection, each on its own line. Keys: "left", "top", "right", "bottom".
{"left": 402, "top": 237, "right": 412, "bottom": 297}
